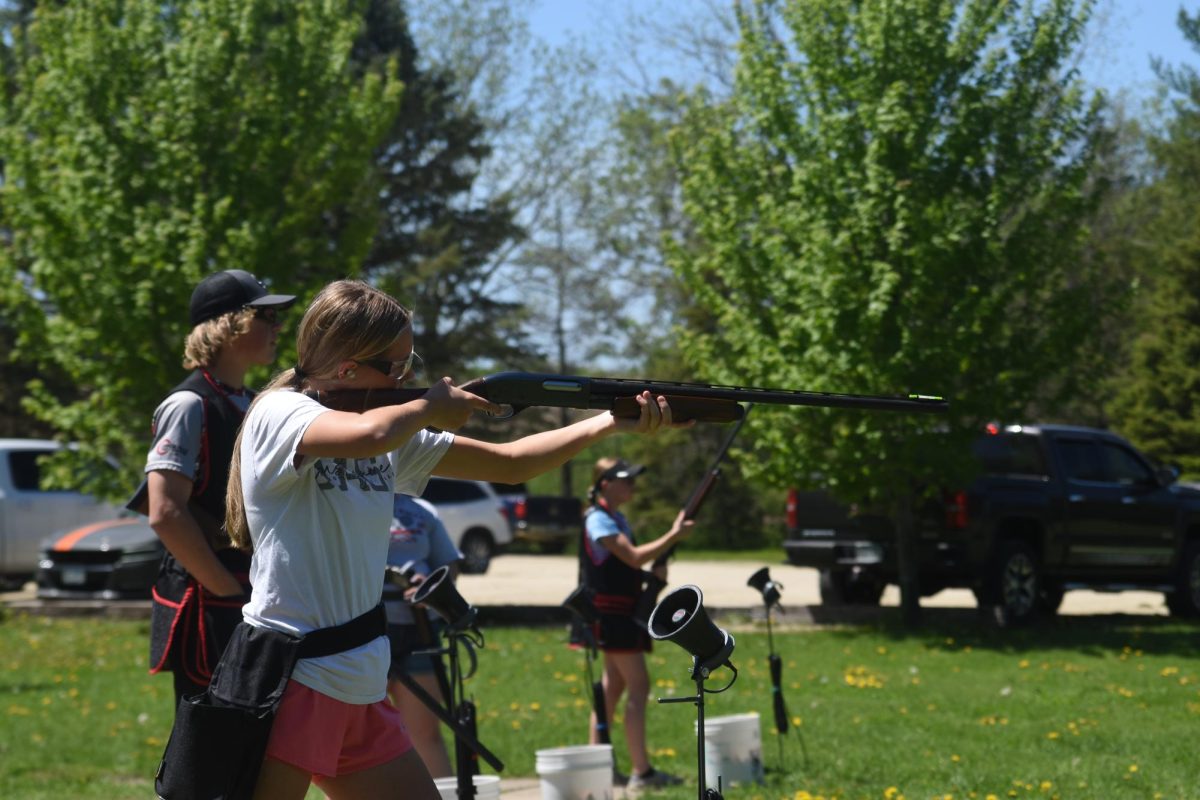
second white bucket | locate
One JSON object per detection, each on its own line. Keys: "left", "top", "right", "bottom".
{"left": 433, "top": 775, "right": 502, "bottom": 800}
{"left": 697, "top": 712, "right": 765, "bottom": 788}
{"left": 535, "top": 744, "right": 613, "bottom": 800}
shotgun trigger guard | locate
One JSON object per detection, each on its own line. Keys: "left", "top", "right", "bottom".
{"left": 484, "top": 404, "right": 516, "bottom": 419}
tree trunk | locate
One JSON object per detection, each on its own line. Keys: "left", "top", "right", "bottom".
{"left": 894, "top": 497, "right": 922, "bottom": 627}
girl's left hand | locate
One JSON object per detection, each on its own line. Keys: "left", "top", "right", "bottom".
{"left": 614, "top": 391, "right": 696, "bottom": 434}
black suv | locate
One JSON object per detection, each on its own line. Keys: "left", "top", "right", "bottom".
{"left": 784, "top": 424, "right": 1200, "bottom": 623}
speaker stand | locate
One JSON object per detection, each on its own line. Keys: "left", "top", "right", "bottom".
{"left": 578, "top": 626, "right": 611, "bottom": 745}
{"left": 658, "top": 657, "right": 738, "bottom": 800}
{"left": 405, "top": 627, "right": 502, "bottom": 800}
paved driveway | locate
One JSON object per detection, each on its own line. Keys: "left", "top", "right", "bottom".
{"left": 2, "top": 554, "right": 1170, "bottom": 618}
{"left": 458, "top": 554, "right": 1170, "bottom": 616}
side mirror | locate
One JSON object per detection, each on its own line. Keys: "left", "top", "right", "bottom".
{"left": 1158, "top": 465, "right": 1181, "bottom": 486}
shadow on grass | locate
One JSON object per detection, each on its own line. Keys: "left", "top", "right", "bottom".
{"left": 804, "top": 605, "right": 1199, "bottom": 657}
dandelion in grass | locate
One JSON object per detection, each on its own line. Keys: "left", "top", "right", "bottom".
{"left": 883, "top": 788, "right": 899, "bottom": 799}
{"left": 1046, "top": 731, "right": 1060, "bottom": 739}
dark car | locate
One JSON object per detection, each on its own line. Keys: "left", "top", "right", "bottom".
{"left": 36, "top": 516, "right": 164, "bottom": 600}
{"left": 489, "top": 481, "right": 582, "bottom": 554}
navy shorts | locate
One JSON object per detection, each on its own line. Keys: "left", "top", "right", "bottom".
{"left": 387, "top": 621, "right": 444, "bottom": 677}
{"left": 595, "top": 613, "right": 651, "bottom": 653}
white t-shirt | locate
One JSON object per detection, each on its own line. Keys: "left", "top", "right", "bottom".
{"left": 239, "top": 389, "right": 454, "bottom": 704}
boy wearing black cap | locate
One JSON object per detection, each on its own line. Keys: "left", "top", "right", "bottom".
{"left": 135, "top": 269, "right": 294, "bottom": 706}
{"left": 582, "top": 456, "right": 694, "bottom": 790}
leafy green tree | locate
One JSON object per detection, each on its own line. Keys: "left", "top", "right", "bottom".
{"left": 0, "top": 0, "right": 401, "bottom": 496}
{"left": 353, "top": 0, "right": 528, "bottom": 382}
{"left": 668, "top": 0, "right": 1114, "bottom": 619}
{"left": 1106, "top": 9, "right": 1200, "bottom": 476}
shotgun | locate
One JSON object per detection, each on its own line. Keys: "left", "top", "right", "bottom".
{"left": 632, "top": 406, "right": 754, "bottom": 629}
{"left": 304, "top": 371, "right": 947, "bottom": 423}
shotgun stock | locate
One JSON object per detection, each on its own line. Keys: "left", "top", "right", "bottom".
{"left": 304, "top": 371, "right": 947, "bottom": 424}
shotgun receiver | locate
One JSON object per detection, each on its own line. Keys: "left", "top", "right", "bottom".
{"left": 304, "top": 371, "right": 947, "bottom": 423}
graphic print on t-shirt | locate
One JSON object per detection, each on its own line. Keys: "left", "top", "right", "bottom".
{"left": 314, "top": 456, "right": 394, "bottom": 493}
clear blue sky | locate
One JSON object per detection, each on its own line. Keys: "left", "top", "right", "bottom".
{"left": 527, "top": 0, "right": 1197, "bottom": 106}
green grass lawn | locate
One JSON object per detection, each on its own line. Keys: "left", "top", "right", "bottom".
{"left": 2, "top": 607, "right": 1198, "bottom": 799}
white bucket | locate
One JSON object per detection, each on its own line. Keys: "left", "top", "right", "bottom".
{"left": 696, "top": 712, "right": 764, "bottom": 788}
{"left": 433, "top": 774, "right": 502, "bottom": 800}
{"left": 535, "top": 744, "right": 614, "bottom": 800}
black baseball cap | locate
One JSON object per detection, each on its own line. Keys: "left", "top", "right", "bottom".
{"left": 599, "top": 459, "right": 646, "bottom": 483}
{"left": 189, "top": 269, "right": 296, "bottom": 326}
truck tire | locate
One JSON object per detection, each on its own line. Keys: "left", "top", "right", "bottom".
{"left": 988, "top": 540, "right": 1041, "bottom": 627}
{"left": 819, "top": 568, "right": 884, "bottom": 606}
{"left": 1037, "top": 582, "right": 1065, "bottom": 616}
{"left": 1166, "top": 542, "right": 1200, "bottom": 618}
{"left": 460, "top": 529, "right": 495, "bottom": 575}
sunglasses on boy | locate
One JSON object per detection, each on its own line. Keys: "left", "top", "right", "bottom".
{"left": 251, "top": 306, "right": 284, "bottom": 324}
{"left": 359, "top": 349, "right": 422, "bottom": 381}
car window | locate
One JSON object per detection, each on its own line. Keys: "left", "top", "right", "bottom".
{"left": 423, "top": 479, "right": 485, "bottom": 503}
{"left": 490, "top": 481, "right": 525, "bottom": 494}
{"left": 1101, "top": 443, "right": 1155, "bottom": 486}
{"left": 8, "top": 449, "right": 57, "bottom": 492}
{"left": 973, "top": 433, "right": 1048, "bottom": 477}
{"left": 1056, "top": 439, "right": 1106, "bottom": 482}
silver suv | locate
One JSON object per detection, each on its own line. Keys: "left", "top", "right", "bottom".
{"left": 1, "top": 439, "right": 122, "bottom": 586}
{"left": 420, "top": 477, "right": 514, "bottom": 574}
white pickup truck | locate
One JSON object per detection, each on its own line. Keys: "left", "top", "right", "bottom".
{"left": 0, "top": 438, "right": 122, "bottom": 586}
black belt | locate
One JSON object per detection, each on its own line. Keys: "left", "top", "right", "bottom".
{"left": 298, "top": 603, "right": 387, "bottom": 659}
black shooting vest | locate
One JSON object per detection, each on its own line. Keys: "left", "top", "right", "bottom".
{"left": 580, "top": 504, "right": 642, "bottom": 615}
{"left": 148, "top": 371, "right": 253, "bottom": 686}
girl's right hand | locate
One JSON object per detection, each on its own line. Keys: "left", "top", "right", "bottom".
{"left": 668, "top": 509, "right": 696, "bottom": 541}
{"left": 422, "top": 377, "right": 502, "bottom": 431}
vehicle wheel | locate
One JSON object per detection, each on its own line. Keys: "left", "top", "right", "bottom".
{"left": 989, "top": 540, "right": 1041, "bottom": 627}
{"left": 460, "top": 529, "right": 495, "bottom": 575}
{"left": 1167, "top": 542, "right": 1200, "bottom": 618}
{"left": 819, "top": 568, "right": 883, "bottom": 606}
{"left": 1037, "top": 582, "right": 1065, "bottom": 616}
{"left": 819, "top": 569, "right": 849, "bottom": 605}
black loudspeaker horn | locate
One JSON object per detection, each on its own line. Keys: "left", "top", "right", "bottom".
{"left": 561, "top": 585, "right": 598, "bottom": 625}
{"left": 412, "top": 565, "right": 477, "bottom": 632}
{"left": 747, "top": 567, "right": 783, "bottom": 607}
{"left": 648, "top": 584, "right": 734, "bottom": 675}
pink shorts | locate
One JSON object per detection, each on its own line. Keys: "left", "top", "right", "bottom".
{"left": 265, "top": 680, "right": 413, "bottom": 778}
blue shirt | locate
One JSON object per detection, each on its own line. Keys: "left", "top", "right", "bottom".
{"left": 385, "top": 494, "right": 461, "bottom": 624}
{"left": 584, "top": 506, "right": 636, "bottom": 566}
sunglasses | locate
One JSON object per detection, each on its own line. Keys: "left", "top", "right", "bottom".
{"left": 251, "top": 306, "right": 283, "bottom": 324}
{"left": 360, "top": 349, "right": 421, "bottom": 381}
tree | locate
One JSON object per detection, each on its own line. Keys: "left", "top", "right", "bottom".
{"left": 0, "top": 0, "right": 402, "bottom": 496}
{"left": 1106, "top": 9, "right": 1200, "bottom": 476}
{"left": 353, "top": 0, "right": 529, "bottom": 382}
{"left": 668, "top": 0, "right": 1114, "bottom": 620}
